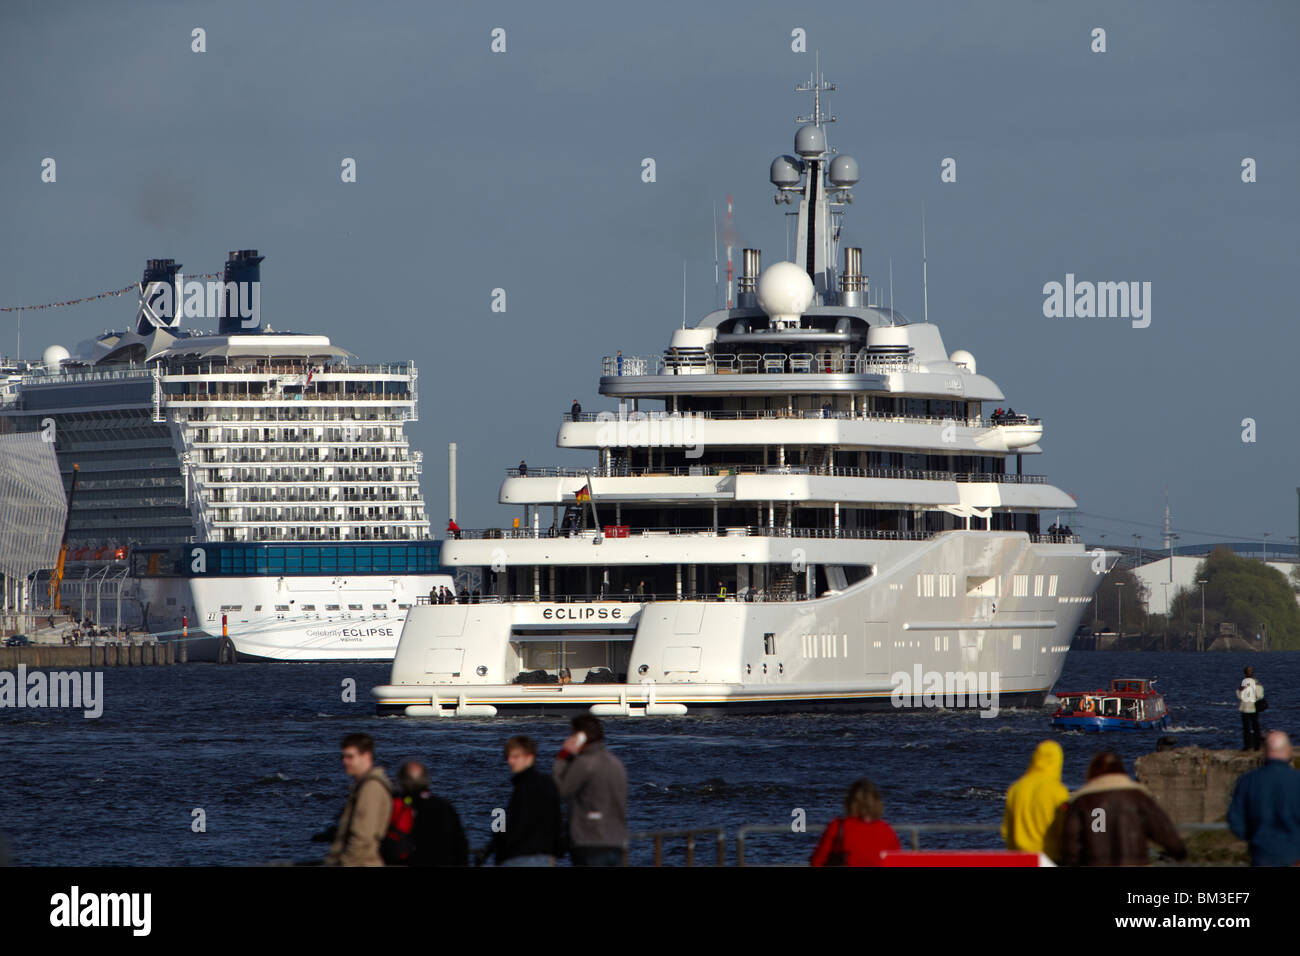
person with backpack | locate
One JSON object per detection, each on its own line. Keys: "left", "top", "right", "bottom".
{"left": 325, "top": 733, "right": 392, "bottom": 866}
{"left": 1237, "top": 666, "right": 1265, "bottom": 751}
{"left": 383, "top": 762, "right": 468, "bottom": 866}
{"left": 810, "top": 778, "right": 901, "bottom": 866}
{"left": 490, "top": 736, "right": 565, "bottom": 866}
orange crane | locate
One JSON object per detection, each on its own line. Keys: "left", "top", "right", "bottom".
{"left": 48, "top": 464, "right": 80, "bottom": 611}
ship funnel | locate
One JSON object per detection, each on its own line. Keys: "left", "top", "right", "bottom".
{"left": 840, "top": 247, "right": 866, "bottom": 307}
{"left": 135, "top": 258, "right": 183, "bottom": 334}
{"left": 218, "top": 249, "right": 265, "bottom": 334}
{"left": 737, "top": 249, "right": 761, "bottom": 307}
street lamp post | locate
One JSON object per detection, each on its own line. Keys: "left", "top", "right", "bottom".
{"left": 1161, "top": 581, "right": 1170, "bottom": 650}
{"left": 1262, "top": 532, "right": 1270, "bottom": 564}
{"left": 1198, "top": 578, "right": 1207, "bottom": 652}
{"left": 1116, "top": 581, "right": 1125, "bottom": 638}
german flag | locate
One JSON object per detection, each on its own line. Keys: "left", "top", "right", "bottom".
{"left": 575, "top": 483, "right": 591, "bottom": 502}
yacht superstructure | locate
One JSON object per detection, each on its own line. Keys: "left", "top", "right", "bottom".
{"left": 0, "top": 250, "right": 450, "bottom": 660}
{"left": 374, "top": 74, "right": 1100, "bottom": 714}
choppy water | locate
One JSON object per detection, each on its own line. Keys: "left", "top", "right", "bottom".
{"left": 1, "top": 651, "right": 1295, "bottom": 866}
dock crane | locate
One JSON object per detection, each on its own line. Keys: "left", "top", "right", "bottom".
{"left": 48, "top": 464, "right": 80, "bottom": 611}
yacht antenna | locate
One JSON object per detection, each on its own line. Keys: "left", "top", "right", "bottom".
{"left": 682, "top": 260, "right": 687, "bottom": 329}
{"left": 921, "top": 206, "right": 929, "bottom": 323}
{"left": 713, "top": 202, "right": 719, "bottom": 309}
{"left": 889, "top": 257, "right": 894, "bottom": 320}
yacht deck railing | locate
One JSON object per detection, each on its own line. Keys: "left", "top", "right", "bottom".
{"left": 508, "top": 464, "right": 1047, "bottom": 483}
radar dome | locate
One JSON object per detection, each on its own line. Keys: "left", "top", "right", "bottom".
{"left": 794, "top": 124, "right": 826, "bottom": 157}
{"left": 43, "top": 345, "right": 71, "bottom": 372}
{"left": 828, "top": 155, "right": 859, "bottom": 186}
{"left": 756, "top": 262, "right": 815, "bottom": 328}
{"left": 770, "top": 155, "right": 803, "bottom": 187}
{"left": 949, "top": 349, "right": 976, "bottom": 374}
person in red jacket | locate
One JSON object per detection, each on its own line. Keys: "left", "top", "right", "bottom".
{"left": 810, "top": 778, "right": 901, "bottom": 866}
{"left": 446, "top": 517, "right": 461, "bottom": 539}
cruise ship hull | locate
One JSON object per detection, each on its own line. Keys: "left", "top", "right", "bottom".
{"left": 65, "top": 570, "right": 453, "bottom": 661}
{"left": 373, "top": 533, "right": 1098, "bottom": 717}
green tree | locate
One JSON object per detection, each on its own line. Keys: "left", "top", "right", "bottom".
{"left": 1089, "top": 564, "right": 1147, "bottom": 635}
{"left": 1169, "top": 547, "right": 1300, "bottom": 651}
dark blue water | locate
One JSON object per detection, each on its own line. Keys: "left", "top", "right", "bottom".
{"left": 2, "top": 651, "right": 1295, "bottom": 866}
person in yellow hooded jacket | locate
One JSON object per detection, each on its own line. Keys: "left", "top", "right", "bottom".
{"left": 1002, "top": 740, "right": 1069, "bottom": 857}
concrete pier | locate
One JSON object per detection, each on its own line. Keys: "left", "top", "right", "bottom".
{"left": 1135, "top": 746, "right": 1294, "bottom": 863}
{"left": 0, "top": 641, "right": 177, "bottom": 669}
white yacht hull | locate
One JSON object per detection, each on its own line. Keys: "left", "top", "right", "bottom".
{"left": 374, "top": 532, "right": 1099, "bottom": 716}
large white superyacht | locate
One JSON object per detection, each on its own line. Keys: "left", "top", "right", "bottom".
{"left": 0, "top": 250, "right": 451, "bottom": 660}
{"left": 374, "top": 74, "right": 1100, "bottom": 715}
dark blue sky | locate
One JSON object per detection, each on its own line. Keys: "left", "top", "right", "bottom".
{"left": 3, "top": 0, "right": 1297, "bottom": 550}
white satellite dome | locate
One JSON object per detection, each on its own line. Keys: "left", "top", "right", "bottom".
{"left": 43, "top": 344, "right": 71, "bottom": 372}
{"left": 757, "top": 262, "right": 815, "bottom": 328}
{"left": 949, "top": 349, "right": 976, "bottom": 374}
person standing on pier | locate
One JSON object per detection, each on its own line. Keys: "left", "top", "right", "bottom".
{"left": 325, "top": 733, "right": 393, "bottom": 867}
{"left": 1228, "top": 731, "right": 1300, "bottom": 867}
{"left": 553, "top": 716, "right": 627, "bottom": 866}
{"left": 1237, "top": 666, "right": 1265, "bottom": 751}
{"left": 1001, "top": 740, "right": 1068, "bottom": 858}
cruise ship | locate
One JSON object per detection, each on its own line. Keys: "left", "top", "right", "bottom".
{"left": 373, "top": 73, "right": 1101, "bottom": 715}
{"left": 0, "top": 250, "right": 451, "bottom": 660}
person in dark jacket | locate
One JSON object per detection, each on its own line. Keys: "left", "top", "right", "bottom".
{"left": 810, "top": 778, "right": 901, "bottom": 866}
{"left": 1228, "top": 730, "right": 1300, "bottom": 866}
{"left": 396, "top": 761, "right": 468, "bottom": 866}
{"left": 553, "top": 715, "right": 627, "bottom": 866}
{"left": 1059, "top": 751, "right": 1186, "bottom": 866}
{"left": 490, "top": 735, "right": 565, "bottom": 866}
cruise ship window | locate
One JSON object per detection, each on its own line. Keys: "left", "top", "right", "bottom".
{"left": 764, "top": 633, "right": 776, "bottom": 655}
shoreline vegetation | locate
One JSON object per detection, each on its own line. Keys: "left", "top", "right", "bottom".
{"left": 1082, "top": 547, "right": 1300, "bottom": 651}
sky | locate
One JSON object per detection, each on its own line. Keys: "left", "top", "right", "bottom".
{"left": 2, "top": 0, "right": 1298, "bottom": 553}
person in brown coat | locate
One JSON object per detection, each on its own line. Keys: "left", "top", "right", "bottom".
{"left": 325, "top": 732, "right": 393, "bottom": 866}
{"left": 1059, "top": 751, "right": 1186, "bottom": 866}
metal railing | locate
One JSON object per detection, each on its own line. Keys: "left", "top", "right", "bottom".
{"left": 508, "top": 464, "right": 1047, "bottom": 484}
{"left": 417, "top": 590, "right": 819, "bottom": 605}
{"left": 448, "top": 525, "right": 937, "bottom": 542}
{"left": 624, "top": 828, "right": 727, "bottom": 866}
{"left": 565, "top": 409, "right": 1041, "bottom": 428}
{"left": 732, "top": 821, "right": 1231, "bottom": 866}
{"left": 602, "top": 353, "right": 928, "bottom": 376}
